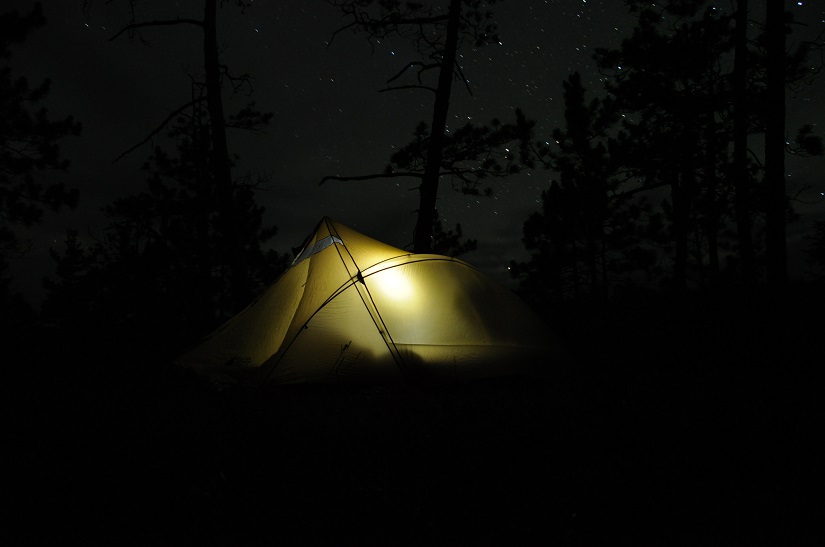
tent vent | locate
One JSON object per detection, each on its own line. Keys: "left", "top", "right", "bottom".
{"left": 292, "top": 235, "right": 343, "bottom": 265}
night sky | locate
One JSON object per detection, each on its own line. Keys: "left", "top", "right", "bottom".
{"left": 7, "top": 0, "right": 825, "bottom": 304}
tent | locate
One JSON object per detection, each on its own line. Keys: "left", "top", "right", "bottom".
{"left": 176, "top": 217, "right": 556, "bottom": 385}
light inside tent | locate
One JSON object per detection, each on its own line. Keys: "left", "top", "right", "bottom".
{"left": 372, "top": 267, "right": 413, "bottom": 300}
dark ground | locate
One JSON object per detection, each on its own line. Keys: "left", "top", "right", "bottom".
{"left": 6, "top": 284, "right": 824, "bottom": 546}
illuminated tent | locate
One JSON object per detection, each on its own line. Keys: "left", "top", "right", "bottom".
{"left": 176, "top": 217, "right": 555, "bottom": 385}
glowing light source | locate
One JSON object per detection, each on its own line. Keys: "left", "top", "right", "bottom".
{"left": 372, "top": 267, "right": 413, "bottom": 300}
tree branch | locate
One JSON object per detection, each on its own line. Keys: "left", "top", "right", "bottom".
{"left": 320, "top": 172, "right": 424, "bottom": 185}
{"left": 112, "top": 98, "right": 204, "bottom": 163}
{"left": 454, "top": 61, "right": 473, "bottom": 96}
{"left": 386, "top": 61, "right": 440, "bottom": 84}
{"left": 378, "top": 85, "right": 437, "bottom": 94}
{"left": 109, "top": 18, "right": 203, "bottom": 42}
{"left": 326, "top": 1, "right": 449, "bottom": 49}
{"left": 326, "top": 20, "right": 359, "bottom": 48}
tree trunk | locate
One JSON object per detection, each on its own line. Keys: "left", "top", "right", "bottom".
{"left": 204, "top": 0, "right": 247, "bottom": 308}
{"left": 192, "top": 101, "right": 213, "bottom": 321}
{"left": 600, "top": 225, "right": 608, "bottom": 299}
{"left": 705, "top": 212, "right": 719, "bottom": 287}
{"left": 586, "top": 213, "right": 598, "bottom": 297}
{"left": 571, "top": 243, "right": 580, "bottom": 301}
{"left": 692, "top": 208, "right": 705, "bottom": 287}
{"left": 733, "top": 0, "right": 756, "bottom": 288}
{"left": 765, "top": 0, "right": 787, "bottom": 290}
{"left": 704, "top": 105, "right": 720, "bottom": 288}
{"left": 671, "top": 171, "right": 688, "bottom": 292}
{"left": 412, "top": 0, "right": 461, "bottom": 253}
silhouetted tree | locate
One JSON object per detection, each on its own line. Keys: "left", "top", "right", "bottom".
{"left": 431, "top": 213, "right": 476, "bottom": 257}
{"left": 803, "top": 220, "right": 825, "bottom": 279}
{"left": 594, "top": 0, "right": 822, "bottom": 293}
{"left": 732, "top": 0, "right": 756, "bottom": 288}
{"left": 763, "top": 0, "right": 787, "bottom": 292}
{"left": 512, "top": 73, "right": 661, "bottom": 304}
{"left": 84, "top": 0, "right": 265, "bottom": 310}
{"left": 41, "top": 229, "right": 103, "bottom": 326}
{"left": 324, "top": 0, "right": 529, "bottom": 252}
{"left": 595, "top": 1, "right": 742, "bottom": 291}
{"left": 43, "top": 101, "right": 286, "bottom": 350}
{"left": 0, "top": 3, "right": 80, "bottom": 321}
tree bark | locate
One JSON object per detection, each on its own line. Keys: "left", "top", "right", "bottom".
{"left": 412, "top": 0, "right": 461, "bottom": 253}
{"left": 733, "top": 0, "right": 756, "bottom": 288}
{"left": 191, "top": 103, "right": 213, "bottom": 320}
{"left": 704, "top": 101, "right": 720, "bottom": 288}
{"left": 204, "top": 0, "right": 247, "bottom": 307}
{"left": 671, "top": 170, "right": 688, "bottom": 292}
{"left": 765, "top": 0, "right": 787, "bottom": 290}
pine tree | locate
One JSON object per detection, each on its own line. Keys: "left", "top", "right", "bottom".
{"left": 43, "top": 101, "right": 286, "bottom": 351}
{"left": 94, "top": 0, "right": 264, "bottom": 310}
{"left": 324, "top": 0, "right": 529, "bottom": 252}
{"left": 1, "top": 3, "right": 80, "bottom": 320}
{"left": 513, "top": 73, "right": 659, "bottom": 304}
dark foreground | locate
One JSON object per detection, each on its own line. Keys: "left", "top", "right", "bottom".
{"left": 7, "top": 286, "right": 824, "bottom": 545}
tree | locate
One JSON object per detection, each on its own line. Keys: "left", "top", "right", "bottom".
{"left": 1, "top": 3, "right": 80, "bottom": 318}
{"left": 43, "top": 100, "right": 287, "bottom": 350}
{"left": 732, "top": 0, "right": 756, "bottom": 288}
{"left": 595, "top": 1, "right": 736, "bottom": 290}
{"left": 87, "top": 0, "right": 266, "bottom": 310}
{"left": 763, "top": 0, "right": 787, "bottom": 291}
{"left": 40, "top": 229, "right": 103, "bottom": 327}
{"left": 431, "top": 214, "right": 476, "bottom": 257}
{"left": 324, "top": 0, "right": 528, "bottom": 252}
{"left": 595, "top": 1, "right": 821, "bottom": 292}
{"left": 512, "top": 73, "right": 660, "bottom": 304}
{"left": 803, "top": 220, "right": 825, "bottom": 279}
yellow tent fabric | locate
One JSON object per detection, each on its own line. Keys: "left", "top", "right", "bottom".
{"left": 176, "top": 217, "right": 555, "bottom": 385}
